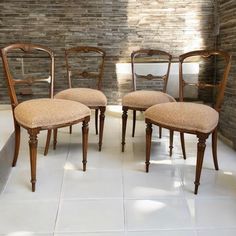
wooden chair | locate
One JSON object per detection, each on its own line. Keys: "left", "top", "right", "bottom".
{"left": 44, "top": 46, "right": 106, "bottom": 154}
{"left": 1, "top": 43, "right": 91, "bottom": 192}
{"left": 145, "top": 50, "right": 231, "bottom": 194}
{"left": 121, "top": 49, "right": 174, "bottom": 152}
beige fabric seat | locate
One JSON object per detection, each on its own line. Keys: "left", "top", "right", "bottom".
{"left": 145, "top": 102, "right": 219, "bottom": 134}
{"left": 144, "top": 49, "right": 232, "bottom": 195}
{"left": 122, "top": 90, "right": 175, "bottom": 109}
{"left": 15, "top": 98, "right": 91, "bottom": 129}
{"left": 55, "top": 88, "right": 107, "bottom": 107}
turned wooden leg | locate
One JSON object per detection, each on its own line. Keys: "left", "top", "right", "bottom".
{"left": 180, "top": 132, "right": 187, "bottom": 160}
{"left": 194, "top": 133, "right": 208, "bottom": 194}
{"left": 53, "top": 128, "right": 58, "bottom": 150}
{"left": 159, "top": 126, "right": 162, "bottom": 139}
{"left": 132, "top": 110, "right": 136, "bottom": 137}
{"left": 95, "top": 108, "right": 99, "bottom": 135}
{"left": 212, "top": 128, "right": 219, "bottom": 170}
{"left": 82, "top": 118, "right": 89, "bottom": 171}
{"left": 44, "top": 130, "right": 51, "bottom": 156}
{"left": 146, "top": 122, "right": 153, "bottom": 172}
{"left": 121, "top": 107, "right": 128, "bottom": 152}
{"left": 12, "top": 121, "right": 21, "bottom": 167}
{"left": 98, "top": 107, "right": 105, "bottom": 151}
{"left": 169, "top": 130, "right": 174, "bottom": 156}
{"left": 69, "top": 125, "right": 72, "bottom": 134}
{"left": 28, "top": 129, "right": 39, "bottom": 192}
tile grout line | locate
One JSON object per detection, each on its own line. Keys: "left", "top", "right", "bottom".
{"left": 52, "top": 136, "right": 72, "bottom": 234}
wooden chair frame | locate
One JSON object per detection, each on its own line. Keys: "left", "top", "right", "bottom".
{"left": 145, "top": 50, "right": 231, "bottom": 194}
{"left": 44, "top": 46, "right": 106, "bottom": 154}
{"left": 122, "top": 49, "right": 172, "bottom": 151}
{"left": 1, "top": 43, "right": 90, "bottom": 191}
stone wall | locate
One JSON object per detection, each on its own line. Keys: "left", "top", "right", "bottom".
{"left": 217, "top": 0, "right": 236, "bottom": 149}
{"left": 0, "top": 0, "right": 215, "bottom": 104}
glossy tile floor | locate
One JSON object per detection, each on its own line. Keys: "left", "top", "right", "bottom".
{"left": 0, "top": 106, "right": 236, "bottom": 236}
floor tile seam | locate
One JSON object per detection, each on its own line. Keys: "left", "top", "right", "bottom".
{"left": 183, "top": 195, "right": 236, "bottom": 201}
{"left": 53, "top": 229, "right": 125, "bottom": 234}
{"left": 53, "top": 137, "right": 72, "bottom": 233}
{"left": 121, "top": 152, "right": 127, "bottom": 233}
{"left": 123, "top": 196, "right": 187, "bottom": 201}
{"left": 59, "top": 197, "right": 124, "bottom": 201}
{"left": 0, "top": 167, "right": 14, "bottom": 195}
{"left": 195, "top": 226, "right": 236, "bottom": 230}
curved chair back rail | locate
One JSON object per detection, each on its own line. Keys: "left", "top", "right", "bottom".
{"left": 65, "top": 46, "right": 106, "bottom": 90}
{"left": 131, "top": 49, "right": 172, "bottom": 92}
{"left": 179, "top": 50, "right": 232, "bottom": 111}
{"left": 1, "top": 43, "right": 55, "bottom": 108}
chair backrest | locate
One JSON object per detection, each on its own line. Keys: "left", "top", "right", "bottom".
{"left": 131, "top": 49, "right": 172, "bottom": 92}
{"left": 179, "top": 50, "right": 231, "bottom": 112}
{"left": 65, "top": 46, "right": 106, "bottom": 90}
{"left": 1, "top": 43, "right": 54, "bottom": 109}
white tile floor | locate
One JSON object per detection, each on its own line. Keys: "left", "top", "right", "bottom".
{"left": 0, "top": 106, "right": 236, "bottom": 235}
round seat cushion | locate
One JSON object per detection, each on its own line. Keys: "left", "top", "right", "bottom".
{"left": 54, "top": 88, "right": 107, "bottom": 107}
{"left": 145, "top": 102, "right": 219, "bottom": 134}
{"left": 14, "top": 98, "right": 91, "bottom": 129}
{"left": 122, "top": 90, "right": 176, "bottom": 109}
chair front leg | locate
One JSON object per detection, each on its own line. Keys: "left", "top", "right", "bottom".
{"left": 146, "top": 122, "right": 153, "bottom": 172}
{"left": 194, "top": 133, "right": 209, "bottom": 194}
{"left": 212, "top": 128, "right": 219, "bottom": 170}
{"left": 12, "top": 121, "right": 21, "bottom": 167}
{"left": 98, "top": 107, "right": 105, "bottom": 151}
{"left": 82, "top": 117, "right": 89, "bottom": 171}
{"left": 122, "top": 107, "right": 128, "bottom": 152}
{"left": 28, "top": 128, "right": 40, "bottom": 192}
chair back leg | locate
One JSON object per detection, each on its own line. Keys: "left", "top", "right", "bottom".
{"left": 180, "top": 132, "right": 187, "bottom": 160}
{"left": 82, "top": 117, "right": 89, "bottom": 171}
{"left": 212, "top": 128, "right": 219, "bottom": 170}
{"left": 95, "top": 109, "right": 99, "bottom": 135}
{"left": 44, "top": 130, "right": 52, "bottom": 156}
{"left": 12, "top": 122, "right": 21, "bottom": 167}
{"left": 122, "top": 107, "right": 128, "bottom": 152}
{"left": 145, "top": 122, "right": 153, "bottom": 172}
{"left": 132, "top": 110, "right": 136, "bottom": 137}
{"left": 98, "top": 107, "right": 106, "bottom": 151}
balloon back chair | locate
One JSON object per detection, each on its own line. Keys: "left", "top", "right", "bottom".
{"left": 1, "top": 43, "right": 91, "bottom": 191}
{"left": 44, "top": 46, "right": 106, "bottom": 155}
{"left": 145, "top": 50, "right": 231, "bottom": 194}
{"left": 122, "top": 49, "right": 175, "bottom": 152}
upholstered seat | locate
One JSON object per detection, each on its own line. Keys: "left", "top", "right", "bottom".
{"left": 145, "top": 102, "right": 219, "bottom": 134}
{"left": 122, "top": 90, "right": 175, "bottom": 109}
{"left": 55, "top": 88, "right": 107, "bottom": 107}
{"left": 15, "top": 98, "right": 91, "bottom": 129}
